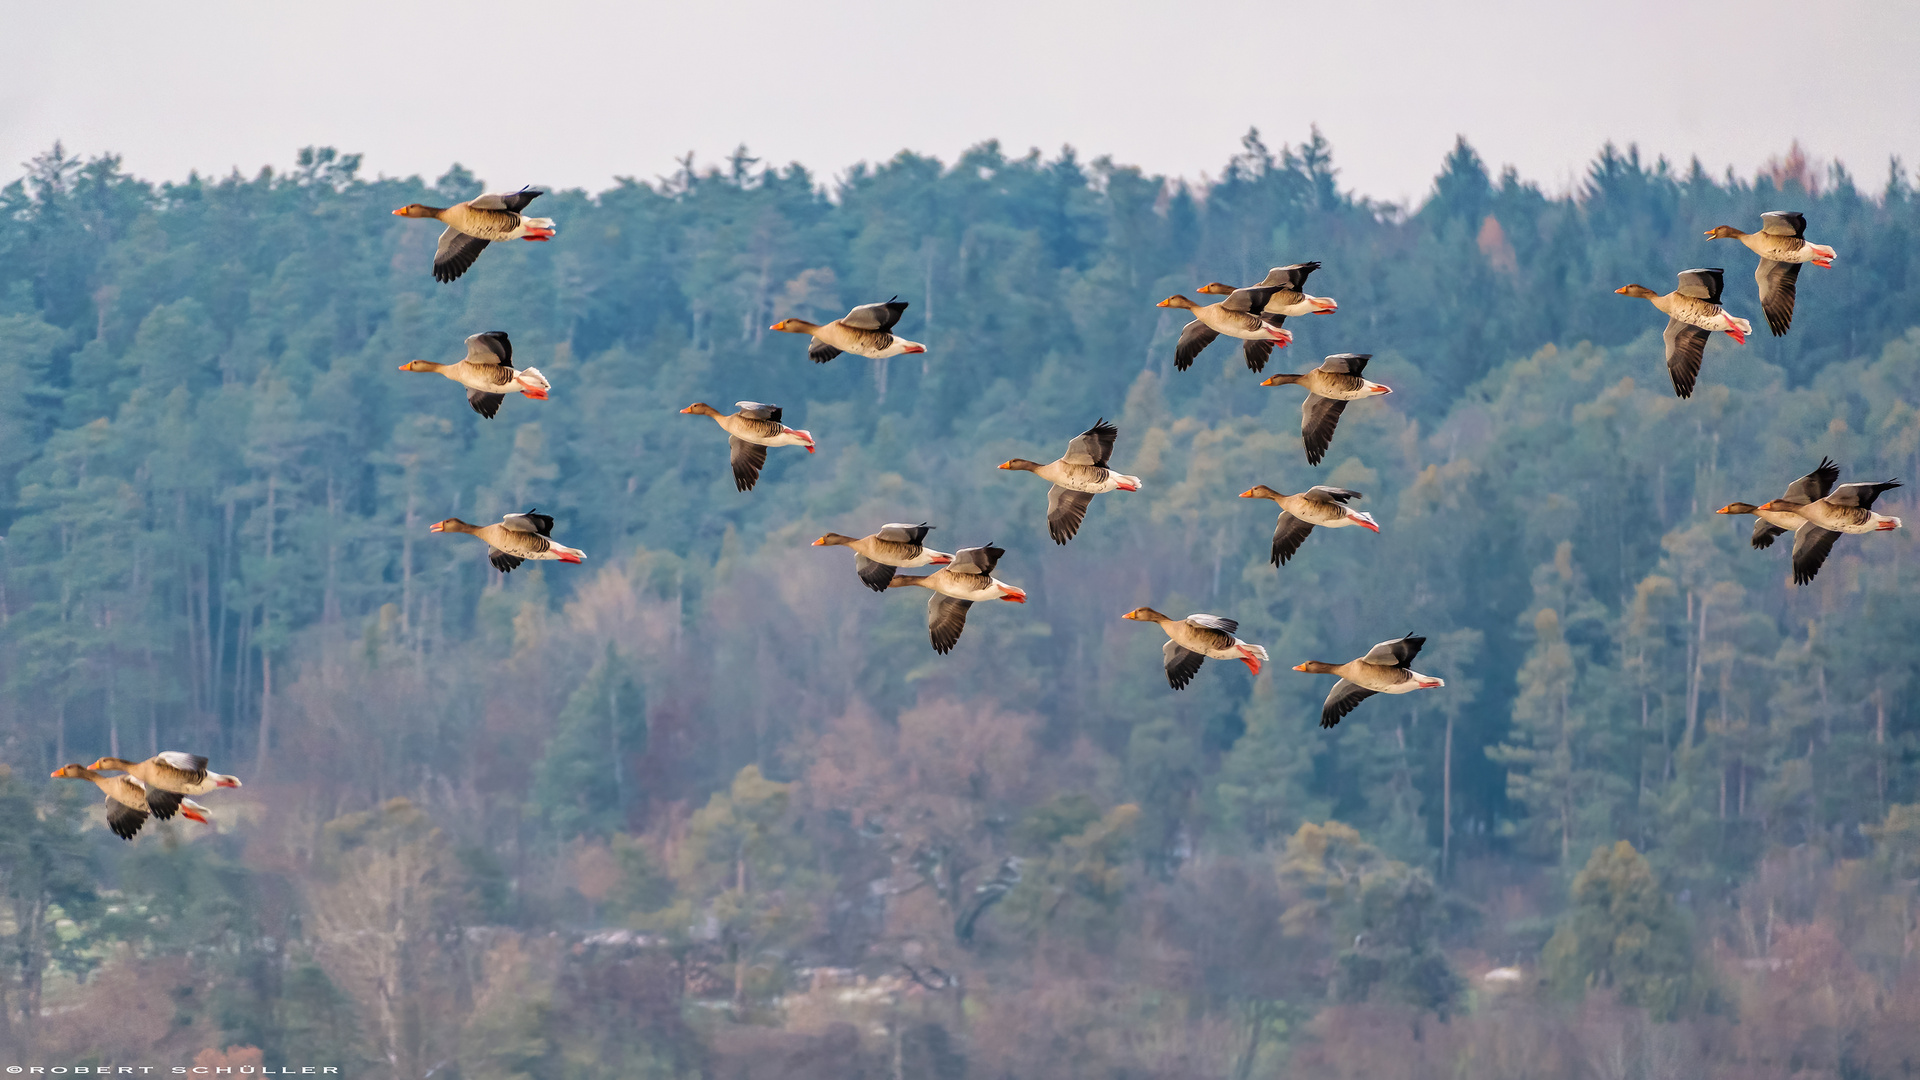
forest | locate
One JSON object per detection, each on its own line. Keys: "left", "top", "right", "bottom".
{"left": 0, "top": 128, "right": 1918, "bottom": 1077}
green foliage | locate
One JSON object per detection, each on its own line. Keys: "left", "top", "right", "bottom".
{"left": 532, "top": 644, "right": 648, "bottom": 838}
{"left": 1543, "top": 840, "right": 1702, "bottom": 1019}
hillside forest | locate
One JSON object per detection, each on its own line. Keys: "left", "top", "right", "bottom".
{"left": 2, "top": 130, "right": 1920, "bottom": 1078}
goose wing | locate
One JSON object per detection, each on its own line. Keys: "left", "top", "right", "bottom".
{"left": 469, "top": 187, "right": 543, "bottom": 213}
{"left": 1301, "top": 396, "right": 1348, "bottom": 466}
{"left": 1756, "top": 259, "right": 1801, "bottom": 336}
{"left": 1259, "top": 262, "right": 1320, "bottom": 290}
{"left": 1760, "top": 211, "right": 1806, "bottom": 238}
{"left": 145, "top": 787, "right": 184, "bottom": 821}
{"left": 1270, "top": 512, "right": 1315, "bottom": 566}
{"left": 1321, "top": 679, "right": 1378, "bottom": 729}
{"left": 1220, "top": 285, "right": 1280, "bottom": 315}
{"left": 875, "top": 522, "right": 933, "bottom": 545}
{"left": 105, "top": 798, "right": 149, "bottom": 840}
{"left": 1062, "top": 420, "right": 1117, "bottom": 467}
{"left": 842, "top": 297, "right": 908, "bottom": 332}
{"left": 1663, "top": 318, "right": 1710, "bottom": 399}
{"left": 928, "top": 595, "right": 974, "bottom": 654}
{"left": 735, "top": 401, "right": 783, "bottom": 421}
{"left": 1163, "top": 640, "right": 1206, "bottom": 691}
{"left": 1362, "top": 633, "right": 1426, "bottom": 666}
{"left": 1675, "top": 267, "right": 1725, "bottom": 304}
{"left": 1790, "top": 525, "right": 1843, "bottom": 586}
{"left": 948, "top": 544, "right": 1004, "bottom": 576}
{"left": 1318, "top": 353, "right": 1371, "bottom": 375}
{"left": 489, "top": 549, "right": 525, "bottom": 573}
{"left": 808, "top": 339, "right": 843, "bottom": 364}
{"left": 156, "top": 751, "right": 210, "bottom": 777}
{"left": 1785, "top": 458, "right": 1840, "bottom": 503}
{"left": 1304, "top": 486, "right": 1363, "bottom": 504}
{"left": 729, "top": 436, "right": 768, "bottom": 492}
{"left": 1750, "top": 519, "right": 1787, "bottom": 550}
{"left": 1243, "top": 338, "right": 1274, "bottom": 373}
{"left": 500, "top": 510, "right": 555, "bottom": 536}
{"left": 1174, "top": 320, "right": 1218, "bottom": 371}
{"left": 1185, "top": 613, "right": 1239, "bottom": 634}
{"left": 854, "top": 554, "right": 897, "bottom": 592}
{"left": 467, "top": 389, "right": 505, "bottom": 419}
{"left": 433, "top": 227, "right": 489, "bottom": 284}
{"left": 464, "top": 331, "right": 512, "bottom": 365}
{"left": 1826, "top": 479, "right": 1901, "bottom": 510}
{"left": 1046, "top": 486, "right": 1094, "bottom": 545}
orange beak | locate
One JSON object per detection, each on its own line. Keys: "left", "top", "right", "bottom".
{"left": 1714, "top": 505, "right": 1735, "bottom": 514}
{"left": 998, "top": 461, "right": 1015, "bottom": 469}
{"left": 1373, "top": 385, "right": 1392, "bottom": 395}
{"left": 1155, "top": 298, "right": 1174, "bottom": 307}
{"left": 679, "top": 405, "right": 699, "bottom": 414}
{"left": 811, "top": 537, "right": 828, "bottom": 546}
{"left": 1292, "top": 663, "right": 1311, "bottom": 672}
{"left": 428, "top": 522, "right": 445, "bottom": 532}
{"left": 391, "top": 207, "right": 406, "bottom": 216}
{"left": 1238, "top": 489, "right": 1258, "bottom": 498}
{"left": 1614, "top": 286, "right": 1632, "bottom": 295}
{"left": 769, "top": 322, "right": 783, "bottom": 331}
{"left": 50, "top": 769, "right": 62, "bottom": 778}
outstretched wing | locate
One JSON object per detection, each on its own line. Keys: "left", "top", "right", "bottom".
{"left": 433, "top": 227, "right": 490, "bottom": 283}
{"left": 1750, "top": 519, "right": 1788, "bottom": 550}
{"left": 1790, "top": 525, "right": 1843, "bottom": 586}
{"left": 1270, "top": 512, "right": 1316, "bottom": 566}
{"left": 735, "top": 401, "right": 783, "bottom": 421}
{"left": 466, "top": 389, "right": 505, "bottom": 419}
{"left": 470, "top": 187, "right": 543, "bottom": 212}
{"left": 1756, "top": 259, "right": 1801, "bottom": 337}
{"left": 1174, "top": 320, "right": 1218, "bottom": 371}
{"left": 1046, "top": 486, "right": 1094, "bottom": 545}
{"left": 853, "top": 554, "right": 896, "bottom": 592}
{"left": 489, "top": 549, "right": 525, "bottom": 573}
{"left": 876, "top": 522, "right": 933, "bottom": 545}
{"left": 1786, "top": 458, "right": 1841, "bottom": 503}
{"left": 1317, "top": 353, "right": 1371, "bottom": 375}
{"left": 465, "top": 331, "right": 512, "bottom": 365}
{"left": 1063, "top": 420, "right": 1117, "bottom": 467}
{"left": 1163, "top": 641, "right": 1206, "bottom": 691}
{"left": 928, "top": 595, "right": 974, "bottom": 654}
{"left": 1826, "top": 480, "right": 1901, "bottom": 510}
{"left": 1260, "top": 262, "right": 1320, "bottom": 290}
{"left": 1220, "top": 285, "right": 1280, "bottom": 314}
{"left": 105, "top": 798, "right": 149, "bottom": 840}
{"left": 1663, "top": 318, "right": 1710, "bottom": 399}
{"left": 842, "top": 297, "right": 908, "bottom": 332}
{"left": 728, "top": 436, "right": 768, "bottom": 492}
{"left": 1301, "top": 396, "right": 1348, "bottom": 466}
{"left": 1321, "top": 679, "right": 1378, "bottom": 729}
{"left": 808, "top": 339, "right": 843, "bottom": 364}
{"left": 949, "top": 544, "right": 1004, "bottom": 576}
{"left": 1760, "top": 211, "right": 1806, "bottom": 238}
{"left": 501, "top": 510, "right": 555, "bottom": 536}
{"left": 1675, "top": 267, "right": 1725, "bottom": 304}
{"left": 145, "top": 788, "right": 184, "bottom": 821}
{"left": 1243, "top": 338, "right": 1274, "bottom": 373}
{"left": 1304, "top": 486, "right": 1362, "bottom": 504}
{"left": 1362, "top": 634, "right": 1426, "bottom": 666}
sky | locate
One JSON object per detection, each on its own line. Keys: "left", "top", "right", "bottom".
{"left": 7, "top": 0, "right": 1918, "bottom": 207}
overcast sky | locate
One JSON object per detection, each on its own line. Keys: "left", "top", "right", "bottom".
{"left": 7, "top": 0, "right": 1917, "bottom": 206}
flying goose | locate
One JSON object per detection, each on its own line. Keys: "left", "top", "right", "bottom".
{"left": 1196, "top": 262, "right": 1338, "bottom": 324}
{"left": 1716, "top": 457, "right": 1839, "bottom": 550}
{"left": 888, "top": 544, "right": 1026, "bottom": 654}
{"left": 1238, "top": 485, "right": 1379, "bottom": 565}
{"left": 398, "top": 331, "right": 550, "bottom": 418}
{"left": 772, "top": 298, "right": 926, "bottom": 363}
{"left": 1258, "top": 354, "right": 1391, "bottom": 465}
{"left": 87, "top": 752, "right": 242, "bottom": 796}
{"left": 681, "top": 402, "right": 815, "bottom": 491}
{"left": 1121, "top": 608, "right": 1269, "bottom": 689}
{"left": 392, "top": 187, "right": 556, "bottom": 283}
{"left": 1157, "top": 290, "right": 1294, "bottom": 372}
{"left": 1757, "top": 479, "right": 1903, "bottom": 585}
{"left": 998, "top": 419, "right": 1143, "bottom": 544}
{"left": 52, "top": 765, "right": 190, "bottom": 839}
{"left": 1292, "top": 634, "right": 1445, "bottom": 728}
{"left": 813, "top": 523, "right": 954, "bottom": 592}
{"left": 1705, "top": 211, "right": 1836, "bottom": 336}
{"left": 430, "top": 509, "right": 585, "bottom": 572}
{"left": 1614, "top": 268, "right": 1753, "bottom": 398}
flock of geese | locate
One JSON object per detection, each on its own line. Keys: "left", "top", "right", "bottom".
{"left": 48, "top": 186, "right": 1901, "bottom": 838}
